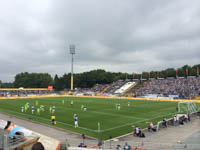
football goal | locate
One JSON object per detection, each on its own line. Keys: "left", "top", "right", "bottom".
{"left": 178, "top": 102, "right": 199, "bottom": 113}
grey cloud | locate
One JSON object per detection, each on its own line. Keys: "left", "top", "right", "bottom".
{"left": 0, "top": 0, "right": 200, "bottom": 82}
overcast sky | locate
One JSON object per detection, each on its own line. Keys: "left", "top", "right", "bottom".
{"left": 0, "top": 0, "right": 200, "bottom": 82}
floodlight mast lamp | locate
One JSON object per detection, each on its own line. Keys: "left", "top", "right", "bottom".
{"left": 70, "top": 45, "right": 75, "bottom": 91}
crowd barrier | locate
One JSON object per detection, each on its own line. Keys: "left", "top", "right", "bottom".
{"left": 0, "top": 124, "right": 39, "bottom": 150}
{"left": 69, "top": 147, "right": 147, "bottom": 150}
{"left": 0, "top": 119, "right": 62, "bottom": 150}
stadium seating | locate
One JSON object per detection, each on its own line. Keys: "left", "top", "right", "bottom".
{"left": 135, "top": 77, "right": 200, "bottom": 98}
{"left": 0, "top": 88, "right": 54, "bottom": 97}
{"left": 92, "top": 84, "right": 108, "bottom": 93}
{"left": 102, "top": 80, "right": 127, "bottom": 94}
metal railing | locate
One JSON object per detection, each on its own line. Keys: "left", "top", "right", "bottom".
{"left": 0, "top": 128, "right": 8, "bottom": 149}
{"left": 0, "top": 128, "right": 26, "bottom": 149}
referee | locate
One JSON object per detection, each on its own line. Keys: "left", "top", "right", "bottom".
{"left": 51, "top": 115, "right": 56, "bottom": 125}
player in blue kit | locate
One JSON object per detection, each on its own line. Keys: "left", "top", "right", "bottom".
{"left": 74, "top": 114, "right": 78, "bottom": 128}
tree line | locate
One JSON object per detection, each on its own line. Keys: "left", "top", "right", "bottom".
{"left": 139, "top": 64, "right": 200, "bottom": 79}
{"left": 54, "top": 69, "right": 128, "bottom": 90}
{"left": 0, "top": 72, "right": 53, "bottom": 89}
{"left": 0, "top": 64, "right": 199, "bottom": 90}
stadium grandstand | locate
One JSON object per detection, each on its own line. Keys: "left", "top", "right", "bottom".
{"left": 1, "top": 76, "right": 200, "bottom": 100}
{"left": 0, "top": 87, "right": 54, "bottom": 97}
{"left": 135, "top": 77, "right": 200, "bottom": 99}
{"left": 1, "top": 73, "right": 200, "bottom": 150}
{"left": 0, "top": 76, "right": 200, "bottom": 150}
{"left": 102, "top": 80, "right": 126, "bottom": 94}
{"left": 84, "top": 76, "right": 200, "bottom": 100}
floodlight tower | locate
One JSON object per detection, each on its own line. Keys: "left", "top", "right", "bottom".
{"left": 70, "top": 45, "right": 75, "bottom": 91}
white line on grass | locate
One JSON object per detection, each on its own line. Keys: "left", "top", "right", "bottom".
{"left": 2, "top": 109, "right": 98, "bottom": 133}
{"left": 100, "top": 112, "right": 176, "bottom": 132}
{"left": 0, "top": 104, "right": 177, "bottom": 134}
{"left": 146, "top": 106, "right": 176, "bottom": 115}
{"left": 90, "top": 110, "right": 143, "bottom": 120}
{"left": 129, "top": 105, "right": 176, "bottom": 119}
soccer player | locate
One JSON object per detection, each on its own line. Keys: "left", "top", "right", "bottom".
{"left": 49, "top": 106, "right": 52, "bottom": 113}
{"left": 37, "top": 108, "right": 40, "bottom": 115}
{"left": 81, "top": 104, "right": 84, "bottom": 111}
{"left": 74, "top": 114, "right": 78, "bottom": 128}
{"left": 24, "top": 104, "right": 28, "bottom": 112}
{"left": 52, "top": 106, "right": 56, "bottom": 114}
{"left": 32, "top": 106, "right": 35, "bottom": 114}
{"left": 40, "top": 105, "right": 45, "bottom": 112}
{"left": 21, "top": 106, "right": 24, "bottom": 113}
{"left": 118, "top": 104, "right": 120, "bottom": 110}
{"left": 71, "top": 100, "right": 74, "bottom": 107}
{"left": 128, "top": 102, "right": 130, "bottom": 107}
{"left": 83, "top": 105, "right": 87, "bottom": 112}
{"left": 115, "top": 104, "right": 118, "bottom": 110}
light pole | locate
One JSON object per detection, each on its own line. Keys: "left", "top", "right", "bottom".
{"left": 70, "top": 45, "right": 75, "bottom": 91}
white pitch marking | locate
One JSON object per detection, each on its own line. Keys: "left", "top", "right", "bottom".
{"left": 90, "top": 110, "right": 143, "bottom": 120}
{"left": 100, "top": 112, "right": 176, "bottom": 132}
{"left": 2, "top": 109, "right": 98, "bottom": 133}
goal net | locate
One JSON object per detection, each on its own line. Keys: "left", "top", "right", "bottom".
{"left": 178, "top": 102, "right": 199, "bottom": 113}
{"left": 157, "top": 102, "right": 200, "bottom": 131}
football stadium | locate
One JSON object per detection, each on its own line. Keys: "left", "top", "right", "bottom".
{"left": 1, "top": 1, "right": 200, "bottom": 150}
{"left": 0, "top": 76, "right": 200, "bottom": 150}
{"left": 0, "top": 97, "right": 180, "bottom": 139}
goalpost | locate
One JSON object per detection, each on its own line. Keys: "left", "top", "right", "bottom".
{"left": 157, "top": 102, "right": 199, "bottom": 131}
{"left": 178, "top": 102, "right": 199, "bottom": 113}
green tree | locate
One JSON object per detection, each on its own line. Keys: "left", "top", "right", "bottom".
{"left": 142, "top": 72, "right": 148, "bottom": 79}
{"left": 1, "top": 82, "right": 14, "bottom": 88}
{"left": 165, "top": 68, "right": 176, "bottom": 77}
{"left": 177, "top": 68, "right": 184, "bottom": 77}
{"left": 14, "top": 72, "right": 53, "bottom": 88}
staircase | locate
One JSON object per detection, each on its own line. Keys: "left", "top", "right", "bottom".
{"left": 124, "top": 81, "right": 150, "bottom": 97}
{"left": 101, "top": 85, "right": 110, "bottom": 93}
{"left": 121, "top": 82, "right": 137, "bottom": 96}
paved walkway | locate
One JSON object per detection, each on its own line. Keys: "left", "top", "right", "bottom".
{"left": 111, "top": 116, "right": 200, "bottom": 150}
{"left": 0, "top": 112, "right": 97, "bottom": 148}
{"left": 0, "top": 112, "right": 200, "bottom": 150}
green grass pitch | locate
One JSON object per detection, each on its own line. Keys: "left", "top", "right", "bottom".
{"left": 0, "top": 97, "right": 179, "bottom": 140}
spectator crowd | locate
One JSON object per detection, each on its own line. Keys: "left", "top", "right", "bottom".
{"left": 136, "top": 77, "right": 200, "bottom": 98}
{"left": 0, "top": 90, "right": 53, "bottom": 97}
{"left": 100, "top": 80, "right": 127, "bottom": 94}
